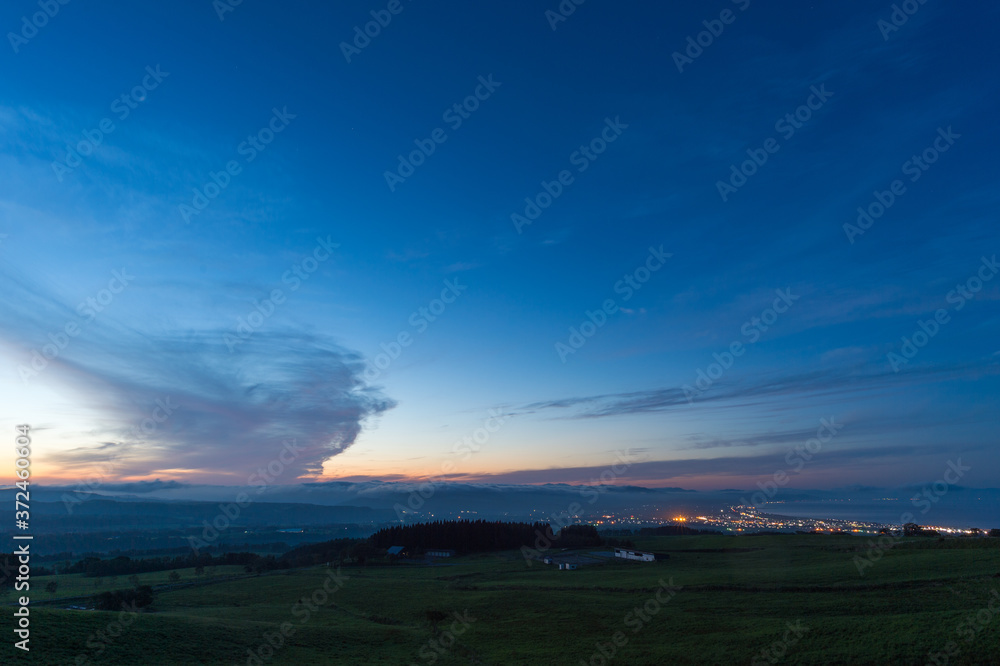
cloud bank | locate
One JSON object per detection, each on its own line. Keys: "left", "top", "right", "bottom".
{"left": 0, "top": 267, "right": 395, "bottom": 481}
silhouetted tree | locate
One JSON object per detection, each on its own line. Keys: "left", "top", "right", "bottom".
{"left": 45, "top": 581, "right": 58, "bottom": 595}
{"left": 93, "top": 586, "right": 154, "bottom": 611}
{"left": 426, "top": 610, "right": 447, "bottom": 634}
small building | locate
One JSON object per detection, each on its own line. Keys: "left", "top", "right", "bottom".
{"left": 387, "top": 546, "right": 406, "bottom": 557}
{"left": 543, "top": 557, "right": 553, "bottom": 565}
{"left": 426, "top": 549, "right": 455, "bottom": 558}
{"left": 559, "top": 563, "right": 578, "bottom": 570}
{"left": 614, "top": 547, "right": 655, "bottom": 562}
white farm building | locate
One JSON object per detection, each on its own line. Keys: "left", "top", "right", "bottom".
{"left": 614, "top": 548, "right": 655, "bottom": 562}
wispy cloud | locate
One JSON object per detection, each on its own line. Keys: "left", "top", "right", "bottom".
{"left": 519, "top": 360, "right": 1000, "bottom": 420}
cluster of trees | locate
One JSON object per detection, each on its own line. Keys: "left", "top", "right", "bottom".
{"left": 62, "top": 551, "right": 279, "bottom": 577}
{"left": 0, "top": 554, "right": 53, "bottom": 588}
{"left": 604, "top": 537, "right": 637, "bottom": 549}
{"left": 371, "top": 520, "right": 552, "bottom": 554}
{"left": 551, "top": 525, "right": 603, "bottom": 548}
{"left": 279, "top": 538, "right": 367, "bottom": 568}
{"left": 93, "top": 586, "right": 155, "bottom": 611}
{"left": 637, "top": 525, "right": 722, "bottom": 537}
{"left": 370, "top": 520, "right": 603, "bottom": 554}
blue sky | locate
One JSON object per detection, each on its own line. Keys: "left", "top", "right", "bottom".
{"left": 0, "top": 0, "right": 997, "bottom": 490}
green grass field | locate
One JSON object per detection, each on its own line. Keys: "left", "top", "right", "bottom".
{"left": 25, "top": 566, "right": 248, "bottom": 602}
{"left": 3, "top": 535, "right": 998, "bottom": 665}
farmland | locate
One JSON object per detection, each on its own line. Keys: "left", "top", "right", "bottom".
{"left": 3, "top": 534, "right": 999, "bottom": 665}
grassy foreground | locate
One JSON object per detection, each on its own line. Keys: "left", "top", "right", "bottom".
{"left": 3, "top": 534, "right": 999, "bottom": 665}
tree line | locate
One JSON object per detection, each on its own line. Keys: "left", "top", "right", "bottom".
{"left": 370, "top": 520, "right": 602, "bottom": 553}
{"left": 637, "top": 525, "right": 722, "bottom": 536}
{"left": 62, "top": 551, "right": 280, "bottom": 577}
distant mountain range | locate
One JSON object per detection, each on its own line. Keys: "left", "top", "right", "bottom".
{"left": 19, "top": 498, "right": 389, "bottom": 533}
{"left": 5, "top": 481, "right": 998, "bottom": 530}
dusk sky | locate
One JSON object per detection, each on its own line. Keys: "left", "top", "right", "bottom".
{"left": 1, "top": 1, "right": 997, "bottom": 492}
